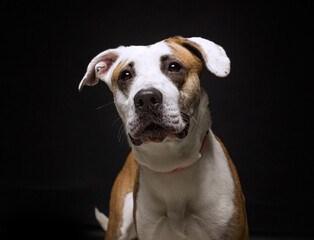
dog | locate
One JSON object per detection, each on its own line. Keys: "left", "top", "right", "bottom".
{"left": 79, "top": 36, "right": 249, "bottom": 240}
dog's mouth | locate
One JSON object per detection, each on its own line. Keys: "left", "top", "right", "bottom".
{"left": 128, "top": 120, "right": 190, "bottom": 146}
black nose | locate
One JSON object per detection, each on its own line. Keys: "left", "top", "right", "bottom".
{"left": 134, "top": 88, "right": 163, "bottom": 113}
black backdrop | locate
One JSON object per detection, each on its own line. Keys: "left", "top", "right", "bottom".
{"left": 1, "top": 1, "right": 313, "bottom": 239}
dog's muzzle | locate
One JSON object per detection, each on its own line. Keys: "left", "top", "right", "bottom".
{"left": 128, "top": 88, "right": 190, "bottom": 146}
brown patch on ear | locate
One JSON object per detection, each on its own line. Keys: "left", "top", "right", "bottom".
{"left": 165, "top": 37, "right": 204, "bottom": 76}
{"left": 165, "top": 37, "right": 204, "bottom": 116}
{"left": 165, "top": 36, "right": 206, "bottom": 66}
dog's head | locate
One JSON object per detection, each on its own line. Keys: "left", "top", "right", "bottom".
{"left": 79, "top": 37, "right": 230, "bottom": 146}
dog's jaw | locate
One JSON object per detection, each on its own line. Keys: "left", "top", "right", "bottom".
{"left": 128, "top": 121, "right": 190, "bottom": 146}
{"left": 131, "top": 91, "right": 211, "bottom": 173}
{"left": 126, "top": 106, "right": 190, "bottom": 145}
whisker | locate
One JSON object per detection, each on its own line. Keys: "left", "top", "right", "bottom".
{"left": 117, "top": 123, "right": 124, "bottom": 142}
{"left": 119, "top": 134, "right": 126, "bottom": 145}
{"left": 96, "top": 102, "right": 115, "bottom": 110}
{"left": 112, "top": 117, "right": 122, "bottom": 127}
{"left": 191, "top": 116, "right": 198, "bottom": 124}
{"left": 180, "top": 112, "right": 190, "bottom": 122}
{"left": 117, "top": 119, "right": 127, "bottom": 142}
{"left": 119, "top": 127, "right": 126, "bottom": 143}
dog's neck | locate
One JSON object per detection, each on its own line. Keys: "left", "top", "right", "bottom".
{"left": 132, "top": 91, "right": 211, "bottom": 173}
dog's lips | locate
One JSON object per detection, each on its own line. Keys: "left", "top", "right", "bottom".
{"left": 175, "top": 120, "right": 190, "bottom": 139}
{"left": 128, "top": 121, "right": 190, "bottom": 146}
{"left": 128, "top": 133, "right": 143, "bottom": 146}
{"left": 131, "top": 123, "right": 169, "bottom": 144}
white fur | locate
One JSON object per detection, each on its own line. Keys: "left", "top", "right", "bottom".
{"left": 95, "top": 193, "right": 136, "bottom": 240}
{"left": 120, "top": 192, "right": 137, "bottom": 240}
{"left": 95, "top": 207, "right": 109, "bottom": 231}
{"left": 187, "top": 37, "right": 230, "bottom": 77}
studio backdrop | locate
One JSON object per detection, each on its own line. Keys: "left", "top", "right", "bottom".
{"left": 1, "top": 1, "right": 313, "bottom": 239}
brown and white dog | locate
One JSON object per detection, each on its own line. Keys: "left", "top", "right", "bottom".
{"left": 79, "top": 36, "right": 249, "bottom": 240}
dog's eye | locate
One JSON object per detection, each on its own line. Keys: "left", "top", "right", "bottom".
{"left": 120, "top": 70, "right": 133, "bottom": 81}
{"left": 168, "top": 62, "right": 182, "bottom": 72}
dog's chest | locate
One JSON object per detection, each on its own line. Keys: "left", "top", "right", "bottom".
{"left": 141, "top": 203, "right": 233, "bottom": 239}
{"left": 136, "top": 184, "right": 234, "bottom": 240}
{"left": 135, "top": 142, "right": 235, "bottom": 240}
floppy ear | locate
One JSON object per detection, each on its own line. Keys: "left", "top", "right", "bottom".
{"left": 78, "top": 47, "right": 123, "bottom": 92}
{"left": 171, "top": 36, "right": 230, "bottom": 77}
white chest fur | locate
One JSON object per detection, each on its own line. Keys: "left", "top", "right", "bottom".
{"left": 135, "top": 130, "right": 235, "bottom": 240}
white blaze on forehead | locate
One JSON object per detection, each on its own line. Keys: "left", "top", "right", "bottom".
{"left": 114, "top": 41, "right": 172, "bottom": 67}
{"left": 138, "top": 43, "right": 177, "bottom": 95}
{"left": 105, "top": 42, "right": 173, "bottom": 91}
{"left": 113, "top": 41, "right": 179, "bottom": 99}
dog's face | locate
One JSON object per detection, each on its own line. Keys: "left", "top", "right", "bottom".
{"left": 79, "top": 37, "right": 230, "bottom": 146}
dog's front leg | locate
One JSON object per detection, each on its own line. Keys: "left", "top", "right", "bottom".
{"left": 137, "top": 215, "right": 183, "bottom": 240}
{"left": 102, "top": 153, "right": 138, "bottom": 240}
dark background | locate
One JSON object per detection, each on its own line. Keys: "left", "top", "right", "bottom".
{"left": 1, "top": 1, "right": 313, "bottom": 239}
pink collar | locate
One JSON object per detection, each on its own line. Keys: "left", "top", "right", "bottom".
{"left": 147, "top": 130, "right": 209, "bottom": 174}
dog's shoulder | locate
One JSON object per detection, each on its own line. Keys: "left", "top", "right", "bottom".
{"left": 214, "top": 135, "right": 249, "bottom": 240}
{"left": 106, "top": 152, "right": 139, "bottom": 239}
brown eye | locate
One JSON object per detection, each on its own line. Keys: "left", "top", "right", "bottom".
{"left": 120, "top": 70, "right": 133, "bottom": 81}
{"left": 168, "top": 62, "right": 182, "bottom": 72}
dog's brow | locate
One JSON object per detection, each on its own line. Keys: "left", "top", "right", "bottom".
{"left": 160, "top": 55, "right": 170, "bottom": 62}
{"left": 128, "top": 61, "right": 134, "bottom": 68}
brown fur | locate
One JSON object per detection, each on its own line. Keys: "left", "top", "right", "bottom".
{"left": 215, "top": 135, "right": 249, "bottom": 240}
{"left": 105, "top": 152, "right": 139, "bottom": 240}
{"left": 132, "top": 158, "right": 140, "bottom": 236}
{"left": 112, "top": 60, "right": 127, "bottom": 82}
{"left": 111, "top": 60, "right": 136, "bottom": 93}
{"left": 165, "top": 38, "right": 204, "bottom": 116}
{"left": 165, "top": 36, "right": 207, "bottom": 67}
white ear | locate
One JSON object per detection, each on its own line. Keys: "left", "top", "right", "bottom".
{"left": 78, "top": 47, "right": 123, "bottom": 91}
{"left": 187, "top": 37, "right": 230, "bottom": 77}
